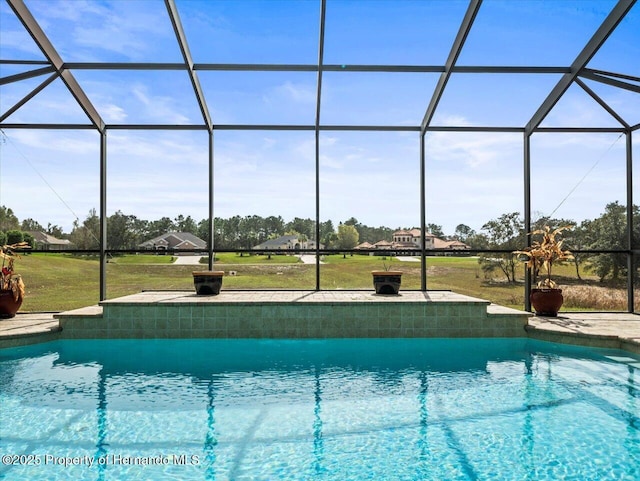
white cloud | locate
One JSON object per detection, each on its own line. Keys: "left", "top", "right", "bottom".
{"left": 426, "top": 129, "right": 521, "bottom": 169}
{"left": 100, "top": 104, "right": 127, "bottom": 122}
{"left": 128, "top": 83, "right": 191, "bottom": 124}
{"left": 28, "top": 0, "right": 172, "bottom": 61}
{"left": 0, "top": 29, "right": 42, "bottom": 57}
{"left": 273, "top": 81, "right": 316, "bottom": 104}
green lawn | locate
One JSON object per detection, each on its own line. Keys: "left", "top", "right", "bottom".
{"left": 14, "top": 253, "right": 632, "bottom": 313}
{"left": 107, "top": 254, "right": 176, "bottom": 264}
{"left": 212, "top": 253, "right": 302, "bottom": 264}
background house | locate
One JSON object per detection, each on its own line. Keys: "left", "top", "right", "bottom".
{"left": 357, "top": 229, "right": 469, "bottom": 254}
{"left": 27, "top": 231, "right": 73, "bottom": 250}
{"left": 253, "top": 235, "right": 322, "bottom": 251}
{"left": 139, "top": 232, "right": 207, "bottom": 254}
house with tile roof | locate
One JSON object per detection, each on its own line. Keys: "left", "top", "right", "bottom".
{"left": 392, "top": 228, "right": 470, "bottom": 250}
{"left": 139, "top": 232, "right": 207, "bottom": 253}
{"left": 356, "top": 229, "right": 469, "bottom": 253}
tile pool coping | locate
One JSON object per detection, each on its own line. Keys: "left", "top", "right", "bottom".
{"left": 0, "top": 290, "right": 639, "bottom": 354}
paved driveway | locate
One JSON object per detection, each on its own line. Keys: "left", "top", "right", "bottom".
{"left": 299, "top": 255, "right": 325, "bottom": 264}
{"left": 172, "top": 255, "right": 205, "bottom": 265}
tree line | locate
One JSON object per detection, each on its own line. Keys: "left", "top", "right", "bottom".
{"left": 475, "top": 202, "right": 638, "bottom": 284}
{"left": 1, "top": 201, "right": 636, "bottom": 282}
{"left": 0, "top": 207, "right": 381, "bottom": 251}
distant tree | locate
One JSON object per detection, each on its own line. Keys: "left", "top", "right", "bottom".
{"left": 46, "top": 223, "right": 65, "bottom": 238}
{"left": 478, "top": 212, "right": 524, "bottom": 283}
{"left": 0, "top": 206, "right": 19, "bottom": 232}
{"left": 336, "top": 223, "right": 359, "bottom": 250}
{"left": 224, "top": 215, "right": 242, "bottom": 248}
{"left": 323, "top": 231, "right": 338, "bottom": 249}
{"left": 197, "top": 219, "right": 211, "bottom": 246}
{"left": 23, "top": 232, "right": 35, "bottom": 248}
{"left": 427, "top": 223, "right": 445, "bottom": 238}
{"left": 357, "top": 225, "right": 394, "bottom": 244}
{"left": 286, "top": 217, "right": 315, "bottom": 240}
{"left": 464, "top": 232, "right": 489, "bottom": 250}
{"left": 21, "top": 218, "right": 44, "bottom": 232}
{"left": 264, "top": 215, "right": 285, "bottom": 239}
{"left": 320, "top": 220, "right": 335, "bottom": 247}
{"left": 174, "top": 215, "right": 198, "bottom": 235}
{"left": 0, "top": 232, "right": 6, "bottom": 245}
{"left": 453, "top": 224, "right": 475, "bottom": 243}
{"left": 583, "top": 201, "right": 638, "bottom": 282}
{"left": 147, "top": 217, "right": 175, "bottom": 239}
{"left": 69, "top": 209, "right": 100, "bottom": 250}
{"left": 107, "top": 211, "right": 144, "bottom": 250}
{"left": 239, "top": 215, "right": 264, "bottom": 248}
{"left": 6, "top": 230, "right": 24, "bottom": 245}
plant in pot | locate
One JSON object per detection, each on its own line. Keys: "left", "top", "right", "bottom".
{"left": 0, "top": 242, "right": 29, "bottom": 318}
{"left": 514, "top": 226, "right": 574, "bottom": 317}
{"left": 371, "top": 259, "right": 402, "bottom": 295}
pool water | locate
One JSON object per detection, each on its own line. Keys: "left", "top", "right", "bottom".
{"left": 1, "top": 338, "right": 639, "bottom": 481}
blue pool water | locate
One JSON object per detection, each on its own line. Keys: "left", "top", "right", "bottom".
{"left": 0, "top": 338, "right": 639, "bottom": 481}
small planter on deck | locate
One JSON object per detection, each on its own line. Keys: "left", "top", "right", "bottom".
{"left": 530, "top": 288, "right": 564, "bottom": 317}
{"left": 371, "top": 271, "right": 402, "bottom": 295}
{"left": 0, "top": 289, "right": 23, "bottom": 318}
{"left": 192, "top": 271, "right": 225, "bottom": 296}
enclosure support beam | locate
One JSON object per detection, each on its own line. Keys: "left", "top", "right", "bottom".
{"left": 0, "top": 65, "right": 55, "bottom": 85}
{"left": 627, "top": 131, "right": 634, "bottom": 313}
{"left": 0, "top": 73, "right": 57, "bottom": 123}
{"left": 314, "top": 0, "right": 327, "bottom": 291}
{"left": 208, "top": 131, "right": 215, "bottom": 270}
{"left": 525, "top": 0, "right": 635, "bottom": 134}
{"left": 165, "top": 0, "right": 212, "bottom": 131}
{"left": 99, "top": 132, "right": 107, "bottom": 301}
{"left": 524, "top": 133, "right": 532, "bottom": 312}
{"left": 420, "top": 134, "right": 427, "bottom": 291}
{"left": 7, "top": 0, "right": 105, "bottom": 133}
{"left": 420, "top": 0, "right": 481, "bottom": 134}
{"left": 575, "top": 78, "right": 629, "bottom": 128}
{"left": 579, "top": 70, "right": 640, "bottom": 95}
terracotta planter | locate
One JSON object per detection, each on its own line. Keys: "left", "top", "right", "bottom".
{"left": 371, "top": 271, "right": 402, "bottom": 295}
{"left": 530, "top": 288, "right": 564, "bottom": 317}
{"left": 192, "top": 271, "right": 225, "bottom": 296}
{"left": 0, "top": 289, "right": 23, "bottom": 319}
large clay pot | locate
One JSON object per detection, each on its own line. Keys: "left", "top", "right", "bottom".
{"left": 192, "top": 271, "right": 225, "bottom": 295}
{"left": 0, "top": 289, "right": 23, "bottom": 319}
{"left": 371, "top": 271, "right": 402, "bottom": 295}
{"left": 530, "top": 288, "right": 563, "bottom": 317}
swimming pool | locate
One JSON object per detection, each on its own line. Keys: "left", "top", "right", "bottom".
{"left": 1, "top": 338, "right": 638, "bottom": 480}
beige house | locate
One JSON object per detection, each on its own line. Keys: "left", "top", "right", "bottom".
{"left": 253, "top": 235, "right": 323, "bottom": 251}
{"left": 27, "top": 231, "right": 73, "bottom": 250}
{"left": 357, "top": 228, "right": 469, "bottom": 252}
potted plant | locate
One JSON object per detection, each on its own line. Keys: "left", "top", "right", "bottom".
{"left": 0, "top": 242, "right": 29, "bottom": 318}
{"left": 371, "top": 259, "right": 402, "bottom": 295}
{"left": 192, "top": 270, "right": 225, "bottom": 295}
{"left": 514, "top": 226, "right": 574, "bottom": 316}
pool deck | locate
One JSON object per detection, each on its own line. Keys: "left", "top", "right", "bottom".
{"left": 1, "top": 290, "right": 639, "bottom": 353}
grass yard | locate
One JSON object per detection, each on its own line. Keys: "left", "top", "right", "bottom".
{"left": 13, "top": 253, "right": 635, "bottom": 313}
{"left": 107, "top": 254, "right": 176, "bottom": 264}
{"left": 212, "top": 252, "right": 302, "bottom": 264}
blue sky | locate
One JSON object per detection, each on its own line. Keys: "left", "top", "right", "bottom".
{"left": 0, "top": 0, "right": 639, "bottom": 236}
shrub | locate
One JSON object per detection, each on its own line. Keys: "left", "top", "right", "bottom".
{"left": 6, "top": 230, "right": 24, "bottom": 245}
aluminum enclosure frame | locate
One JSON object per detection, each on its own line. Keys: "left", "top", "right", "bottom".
{"left": 1, "top": 0, "right": 638, "bottom": 312}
